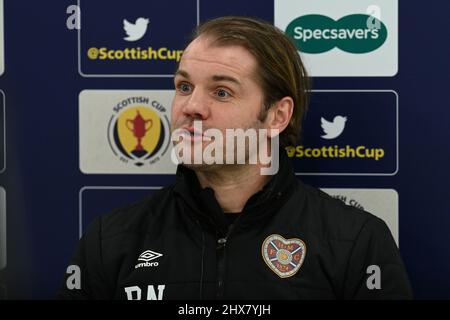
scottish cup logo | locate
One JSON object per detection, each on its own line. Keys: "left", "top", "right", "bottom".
{"left": 108, "top": 97, "right": 170, "bottom": 167}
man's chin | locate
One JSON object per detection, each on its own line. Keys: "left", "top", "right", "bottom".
{"left": 181, "top": 162, "right": 221, "bottom": 172}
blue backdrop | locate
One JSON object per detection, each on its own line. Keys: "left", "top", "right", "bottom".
{"left": 0, "top": 0, "right": 449, "bottom": 299}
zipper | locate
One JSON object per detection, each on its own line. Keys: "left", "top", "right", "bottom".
{"left": 216, "top": 236, "right": 227, "bottom": 299}
{"left": 215, "top": 215, "right": 243, "bottom": 299}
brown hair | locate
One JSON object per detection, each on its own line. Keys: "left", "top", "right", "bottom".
{"left": 193, "top": 16, "right": 310, "bottom": 147}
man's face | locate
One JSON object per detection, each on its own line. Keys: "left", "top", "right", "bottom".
{"left": 171, "top": 36, "right": 267, "bottom": 168}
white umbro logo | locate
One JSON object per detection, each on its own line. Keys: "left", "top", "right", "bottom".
{"left": 138, "top": 250, "right": 163, "bottom": 262}
{"left": 135, "top": 250, "right": 163, "bottom": 269}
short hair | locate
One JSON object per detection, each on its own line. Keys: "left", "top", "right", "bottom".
{"left": 193, "top": 16, "right": 310, "bottom": 147}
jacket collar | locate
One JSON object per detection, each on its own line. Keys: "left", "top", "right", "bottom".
{"left": 173, "top": 152, "right": 297, "bottom": 236}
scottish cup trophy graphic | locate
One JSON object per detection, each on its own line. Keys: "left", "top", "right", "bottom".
{"left": 126, "top": 110, "right": 152, "bottom": 157}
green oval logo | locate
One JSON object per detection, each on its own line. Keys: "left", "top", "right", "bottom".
{"left": 286, "top": 14, "right": 388, "bottom": 54}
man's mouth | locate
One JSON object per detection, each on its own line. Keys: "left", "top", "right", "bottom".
{"left": 179, "top": 126, "right": 212, "bottom": 142}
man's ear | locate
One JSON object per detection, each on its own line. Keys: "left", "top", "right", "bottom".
{"left": 265, "top": 96, "right": 294, "bottom": 137}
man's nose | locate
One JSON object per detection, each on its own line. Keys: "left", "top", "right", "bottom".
{"left": 181, "top": 89, "right": 210, "bottom": 120}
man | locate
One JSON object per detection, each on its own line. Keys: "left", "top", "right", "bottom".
{"left": 59, "top": 16, "right": 412, "bottom": 299}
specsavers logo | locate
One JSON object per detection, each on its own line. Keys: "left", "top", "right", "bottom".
{"left": 108, "top": 97, "right": 170, "bottom": 167}
{"left": 286, "top": 14, "right": 387, "bottom": 54}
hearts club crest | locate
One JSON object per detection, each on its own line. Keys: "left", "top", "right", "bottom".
{"left": 262, "top": 234, "right": 306, "bottom": 278}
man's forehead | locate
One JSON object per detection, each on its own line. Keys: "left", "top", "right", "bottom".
{"left": 175, "top": 69, "right": 242, "bottom": 88}
{"left": 179, "top": 36, "right": 257, "bottom": 76}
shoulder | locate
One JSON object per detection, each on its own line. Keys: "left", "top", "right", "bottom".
{"left": 292, "top": 181, "right": 388, "bottom": 242}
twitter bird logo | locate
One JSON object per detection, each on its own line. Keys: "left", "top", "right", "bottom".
{"left": 123, "top": 17, "right": 149, "bottom": 42}
{"left": 321, "top": 115, "right": 347, "bottom": 139}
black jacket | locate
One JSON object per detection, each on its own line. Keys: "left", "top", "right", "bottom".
{"left": 59, "top": 155, "right": 413, "bottom": 299}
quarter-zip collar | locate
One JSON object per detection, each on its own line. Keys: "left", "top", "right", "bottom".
{"left": 173, "top": 151, "right": 297, "bottom": 235}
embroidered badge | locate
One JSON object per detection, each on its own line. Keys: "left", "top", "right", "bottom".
{"left": 262, "top": 234, "right": 306, "bottom": 278}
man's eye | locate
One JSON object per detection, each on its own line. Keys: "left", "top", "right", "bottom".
{"left": 178, "top": 83, "right": 192, "bottom": 93}
{"left": 216, "top": 89, "right": 231, "bottom": 98}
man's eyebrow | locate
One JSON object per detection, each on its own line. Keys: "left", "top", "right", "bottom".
{"left": 174, "top": 69, "right": 190, "bottom": 79}
{"left": 211, "top": 75, "right": 241, "bottom": 86}
{"left": 174, "top": 70, "right": 241, "bottom": 86}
